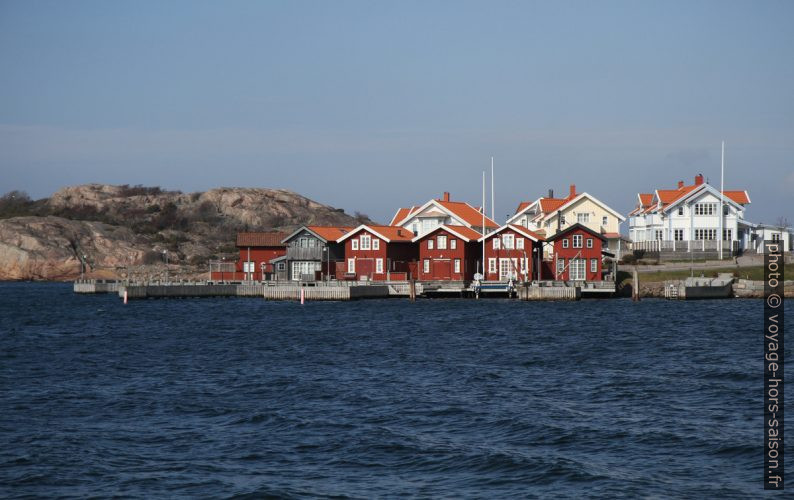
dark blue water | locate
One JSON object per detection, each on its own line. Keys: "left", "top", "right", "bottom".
{"left": 0, "top": 283, "right": 789, "bottom": 498}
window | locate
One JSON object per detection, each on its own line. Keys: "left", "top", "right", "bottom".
{"left": 243, "top": 261, "right": 255, "bottom": 273}
{"left": 723, "top": 205, "right": 729, "bottom": 216}
{"left": 412, "top": 223, "right": 418, "bottom": 236}
{"left": 577, "top": 213, "right": 590, "bottom": 223}
{"left": 423, "top": 259, "right": 430, "bottom": 273}
{"left": 562, "top": 238, "right": 569, "bottom": 248}
{"left": 428, "top": 239, "right": 434, "bottom": 250}
{"left": 347, "top": 258, "right": 355, "bottom": 273}
{"left": 516, "top": 237, "right": 524, "bottom": 249}
{"left": 437, "top": 235, "right": 447, "bottom": 249}
{"left": 602, "top": 216, "right": 608, "bottom": 226}
{"left": 590, "top": 258, "right": 598, "bottom": 273}
{"left": 570, "top": 259, "right": 586, "bottom": 280}
{"left": 493, "top": 238, "right": 501, "bottom": 250}
{"left": 573, "top": 234, "right": 583, "bottom": 248}
{"left": 695, "top": 229, "right": 717, "bottom": 240}
{"left": 723, "top": 229, "right": 732, "bottom": 241}
{"left": 678, "top": 207, "right": 684, "bottom": 216}
{"left": 674, "top": 229, "right": 684, "bottom": 241}
{"left": 351, "top": 239, "right": 359, "bottom": 250}
{"left": 454, "top": 259, "right": 461, "bottom": 273}
{"left": 557, "top": 258, "right": 565, "bottom": 276}
{"left": 655, "top": 230, "right": 663, "bottom": 241}
{"left": 694, "top": 203, "right": 716, "bottom": 216}
{"left": 488, "top": 258, "right": 497, "bottom": 273}
{"left": 277, "top": 262, "right": 286, "bottom": 271}
{"left": 450, "top": 239, "right": 457, "bottom": 250}
{"left": 502, "top": 234, "right": 514, "bottom": 249}
{"left": 586, "top": 238, "right": 593, "bottom": 248}
{"left": 372, "top": 239, "right": 379, "bottom": 250}
{"left": 360, "top": 234, "right": 371, "bottom": 250}
{"left": 772, "top": 233, "right": 781, "bottom": 242}
{"left": 376, "top": 258, "right": 383, "bottom": 273}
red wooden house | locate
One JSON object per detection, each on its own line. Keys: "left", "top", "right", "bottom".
{"left": 211, "top": 231, "right": 288, "bottom": 281}
{"left": 413, "top": 225, "right": 482, "bottom": 281}
{"left": 336, "top": 225, "right": 417, "bottom": 281}
{"left": 479, "top": 225, "right": 544, "bottom": 282}
{"left": 546, "top": 223, "right": 605, "bottom": 281}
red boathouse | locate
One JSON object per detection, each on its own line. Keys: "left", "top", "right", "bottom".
{"left": 336, "top": 225, "right": 418, "bottom": 281}
{"left": 546, "top": 223, "right": 605, "bottom": 281}
{"left": 480, "top": 225, "right": 545, "bottom": 281}
{"left": 414, "top": 225, "right": 482, "bottom": 281}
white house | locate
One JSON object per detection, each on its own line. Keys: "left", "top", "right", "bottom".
{"left": 507, "top": 184, "right": 626, "bottom": 258}
{"left": 390, "top": 192, "right": 499, "bottom": 237}
{"left": 628, "top": 174, "right": 751, "bottom": 254}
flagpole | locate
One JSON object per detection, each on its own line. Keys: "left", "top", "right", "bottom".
{"left": 482, "top": 170, "right": 486, "bottom": 278}
{"left": 720, "top": 141, "right": 725, "bottom": 260}
{"left": 491, "top": 156, "right": 495, "bottom": 223}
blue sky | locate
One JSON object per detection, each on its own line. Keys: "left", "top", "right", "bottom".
{"left": 1, "top": 0, "right": 792, "bottom": 226}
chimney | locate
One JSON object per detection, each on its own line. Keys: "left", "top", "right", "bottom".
{"left": 677, "top": 180, "right": 684, "bottom": 189}
{"left": 548, "top": 189, "right": 554, "bottom": 199}
{"left": 694, "top": 174, "right": 704, "bottom": 186}
{"left": 569, "top": 184, "right": 576, "bottom": 198}
{"left": 442, "top": 191, "right": 450, "bottom": 202}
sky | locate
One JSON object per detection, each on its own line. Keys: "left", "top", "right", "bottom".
{"left": 1, "top": 0, "right": 793, "bottom": 226}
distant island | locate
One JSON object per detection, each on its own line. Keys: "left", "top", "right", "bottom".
{"left": 0, "top": 184, "right": 372, "bottom": 281}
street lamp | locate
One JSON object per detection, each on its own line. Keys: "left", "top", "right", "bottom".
{"left": 163, "top": 250, "right": 169, "bottom": 283}
{"left": 322, "top": 246, "right": 328, "bottom": 282}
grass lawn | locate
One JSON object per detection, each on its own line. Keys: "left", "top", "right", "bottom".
{"left": 635, "top": 263, "right": 794, "bottom": 282}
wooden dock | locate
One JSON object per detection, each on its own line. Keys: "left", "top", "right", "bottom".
{"left": 519, "top": 285, "right": 581, "bottom": 301}
{"left": 113, "top": 282, "right": 398, "bottom": 301}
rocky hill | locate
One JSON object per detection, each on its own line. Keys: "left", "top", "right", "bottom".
{"left": 0, "top": 184, "right": 372, "bottom": 281}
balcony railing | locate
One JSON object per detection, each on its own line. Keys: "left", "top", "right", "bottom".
{"left": 631, "top": 240, "right": 740, "bottom": 252}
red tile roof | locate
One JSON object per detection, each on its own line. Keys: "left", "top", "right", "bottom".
{"left": 390, "top": 206, "right": 418, "bottom": 226}
{"left": 436, "top": 200, "right": 499, "bottom": 228}
{"left": 723, "top": 190, "right": 750, "bottom": 204}
{"left": 236, "top": 232, "right": 288, "bottom": 247}
{"left": 342, "top": 225, "right": 414, "bottom": 242}
{"left": 508, "top": 224, "right": 546, "bottom": 241}
{"left": 539, "top": 198, "right": 567, "bottom": 213}
{"left": 443, "top": 225, "right": 483, "bottom": 241}
{"left": 515, "top": 201, "right": 532, "bottom": 214}
{"left": 306, "top": 226, "right": 353, "bottom": 241}
{"left": 639, "top": 193, "right": 653, "bottom": 206}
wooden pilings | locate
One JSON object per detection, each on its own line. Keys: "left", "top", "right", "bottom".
{"left": 632, "top": 267, "right": 640, "bottom": 302}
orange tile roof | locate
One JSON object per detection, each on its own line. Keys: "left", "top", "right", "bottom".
{"left": 443, "top": 225, "right": 483, "bottom": 241}
{"left": 364, "top": 225, "right": 415, "bottom": 242}
{"left": 306, "top": 226, "right": 353, "bottom": 241}
{"left": 436, "top": 200, "right": 499, "bottom": 228}
{"left": 390, "top": 206, "right": 418, "bottom": 226}
{"left": 515, "top": 201, "right": 532, "bottom": 214}
{"left": 639, "top": 193, "right": 653, "bottom": 206}
{"left": 236, "top": 232, "right": 288, "bottom": 247}
{"left": 539, "top": 198, "right": 567, "bottom": 213}
{"left": 508, "top": 224, "right": 545, "bottom": 241}
{"left": 723, "top": 190, "right": 750, "bottom": 204}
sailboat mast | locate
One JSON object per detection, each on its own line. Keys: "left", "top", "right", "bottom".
{"left": 482, "top": 170, "right": 486, "bottom": 276}
{"left": 491, "top": 156, "right": 495, "bottom": 222}
{"left": 720, "top": 141, "right": 725, "bottom": 260}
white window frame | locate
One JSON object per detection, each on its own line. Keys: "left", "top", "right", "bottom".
{"left": 674, "top": 229, "right": 684, "bottom": 241}
{"left": 572, "top": 235, "right": 583, "bottom": 248}
{"left": 722, "top": 229, "right": 732, "bottom": 241}
{"left": 428, "top": 239, "right": 434, "bottom": 250}
{"left": 450, "top": 239, "right": 457, "bottom": 250}
{"left": 488, "top": 258, "right": 497, "bottom": 273}
{"left": 360, "top": 234, "right": 371, "bottom": 250}
{"left": 493, "top": 238, "right": 501, "bottom": 250}
{"left": 655, "top": 230, "right": 663, "bottom": 241}
{"left": 586, "top": 238, "right": 593, "bottom": 249}
{"left": 590, "top": 258, "right": 598, "bottom": 273}
{"left": 577, "top": 213, "right": 590, "bottom": 223}
{"left": 516, "top": 237, "right": 524, "bottom": 249}
{"left": 502, "top": 234, "right": 514, "bottom": 249}
{"left": 351, "top": 239, "right": 359, "bottom": 250}
{"left": 570, "top": 258, "right": 586, "bottom": 280}
{"left": 376, "top": 258, "right": 383, "bottom": 273}
{"left": 602, "top": 216, "right": 608, "bottom": 226}
{"left": 423, "top": 259, "right": 430, "bottom": 273}
{"left": 454, "top": 259, "right": 461, "bottom": 273}
{"left": 562, "top": 238, "right": 569, "bottom": 249}
{"left": 437, "top": 235, "right": 447, "bottom": 250}
{"left": 678, "top": 207, "right": 684, "bottom": 216}
{"left": 373, "top": 239, "right": 379, "bottom": 250}
{"left": 347, "top": 258, "right": 355, "bottom": 273}
{"left": 695, "top": 203, "right": 716, "bottom": 216}
{"left": 556, "top": 258, "right": 565, "bottom": 276}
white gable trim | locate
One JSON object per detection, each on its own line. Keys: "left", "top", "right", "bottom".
{"left": 662, "top": 184, "right": 744, "bottom": 213}
{"left": 538, "top": 192, "right": 625, "bottom": 223}
{"left": 506, "top": 198, "right": 542, "bottom": 224}
{"left": 411, "top": 224, "right": 479, "bottom": 243}
{"left": 336, "top": 224, "right": 392, "bottom": 243}
{"left": 477, "top": 224, "right": 542, "bottom": 243}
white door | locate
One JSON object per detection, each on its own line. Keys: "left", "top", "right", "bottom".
{"left": 570, "top": 258, "right": 586, "bottom": 281}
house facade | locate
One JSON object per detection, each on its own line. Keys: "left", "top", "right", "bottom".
{"left": 337, "top": 225, "right": 418, "bottom": 281}
{"left": 214, "top": 232, "right": 287, "bottom": 281}
{"left": 414, "top": 225, "right": 481, "bottom": 281}
{"left": 507, "top": 184, "right": 625, "bottom": 258}
{"left": 547, "top": 224, "right": 606, "bottom": 281}
{"left": 390, "top": 192, "right": 499, "bottom": 238}
{"left": 628, "top": 174, "right": 751, "bottom": 255}
{"left": 278, "top": 226, "right": 351, "bottom": 281}
{"left": 480, "top": 225, "right": 544, "bottom": 282}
